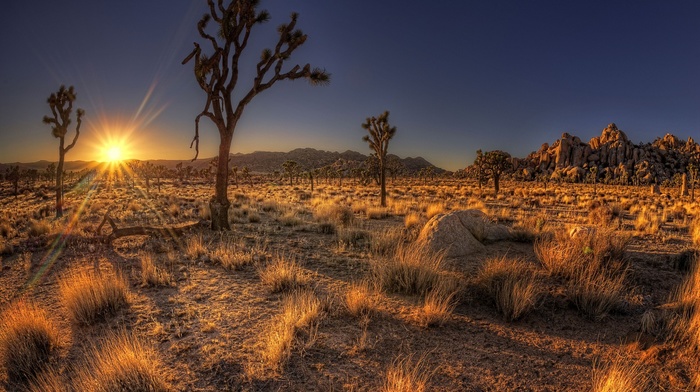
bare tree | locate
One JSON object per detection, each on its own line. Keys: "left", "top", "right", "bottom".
{"left": 42, "top": 85, "right": 84, "bottom": 218}
{"left": 183, "top": 0, "right": 330, "bottom": 230}
{"left": 362, "top": 111, "right": 396, "bottom": 207}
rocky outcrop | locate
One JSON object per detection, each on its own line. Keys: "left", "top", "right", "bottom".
{"left": 418, "top": 210, "right": 512, "bottom": 258}
{"left": 513, "top": 123, "right": 700, "bottom": 185}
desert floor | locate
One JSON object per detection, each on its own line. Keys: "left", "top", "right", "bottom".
{"left": 0, "top": 178, "right": 698, "bottom": 391}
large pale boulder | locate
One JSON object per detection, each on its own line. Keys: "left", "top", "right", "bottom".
{"left": 418, "top": 210, "right": 512, "bottom": 258}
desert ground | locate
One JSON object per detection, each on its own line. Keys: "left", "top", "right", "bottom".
{"left": 1, "top": 176, "right": 699, "bottom": 391}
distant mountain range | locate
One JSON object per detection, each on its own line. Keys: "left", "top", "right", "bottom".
{"left": 0, "top": 148, "right": 445, "bottom": 175}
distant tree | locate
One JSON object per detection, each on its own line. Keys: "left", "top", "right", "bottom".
{"left": 45, "top": 163, "right": 56, "bottom": 185}
{"left": 386, "top": 155, "right": 405, "bottom": 183}
{"left": 481, "top": 150, "right": 512, "bottom": 194}
{"left": 154, "top": 165, "right": 167, "bottom": 192}
{"left": 230, "top": 165, "right": 239, "bottom": 188}
{"left": 175, "top": 162, "right": 185, "bottom": 183}
{"left": 282, "top": 160, "right": 298, "bottom": 186}
{"left": 589, "top": 166, "right": 598, "bottom": 195}
{"left": 42, "top": 85, "right": 84, "bottom": 218}
{"left": 242, "top": 166, "right": 252, "bottom": 186}
{"left": 362, "top": 111, "right": 397, "bottom": 207}
{"left": 182, "top": 0, "right": 330, "bottom": 230}
{"left": 7, "top": 166, "right": 20, "bottom": 196}
{"left": 473, "top": 149, "right": 487, "bottom": 189}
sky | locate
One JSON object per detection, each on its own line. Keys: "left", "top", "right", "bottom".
{"left": 1, "top": 1, "right": 700, "bottom": 171}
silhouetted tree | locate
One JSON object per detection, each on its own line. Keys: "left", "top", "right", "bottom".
{"left": 482, "top": 150, "right": 512, "bottom": 194}
{"left": 282, "top": 160, "right": 298, "bottom": 186}
{"left": 182, "top": 0, "right": 330, "bottom": 230}
{"left": 42, "top": 85, "right": 84, "bottom": 218}
{"left": 362, "top": 111, "right": 396, "bottom": 207}
{"left": 45, "top": 163, "right": 56, "bottom": 185}
{"left": 242, "top": 166, "right": 252, "bottom": 186}
{"left": 154, "top": 165, "right": 167, "bottom": 192}
{"left": 473, "top": 149, "right": 487, "bottom": 189}
{"left": 7, "top": 166, "right": 20, "bottom": 196}
{"left": 230, "top": 165, "right": 239, "bottom": 187}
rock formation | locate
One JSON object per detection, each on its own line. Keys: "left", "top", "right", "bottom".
{"left": 418, "top": 210, "right": 512, "bottom": 258}
{"left": 511, "top": 123, "right": 700, "bottom": 185}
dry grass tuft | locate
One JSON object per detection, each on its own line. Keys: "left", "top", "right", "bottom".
{"left": 476, "top": 256, "right": 539, "bottom": 321}
{"left": 0, "top": 301, "right": 60, "bottom": 385}
{"left": 370, "top": 227, "right": 405, "bottom": 257}
{"left": 425, "top": 203, "right": 446, "bottom": 219}
{"left": 28, "top": 219, "right": 52, "bottom": 237}
{"left": 666, "top": 263, "right": 700, "bottom": 351}
{"left": 337, "top": 228, "right": 371, "bottom": 249}
{"left": 59, "top": 268, "right": 129, "bottom": 325}
{"left": 212, "top": 239, "right": 252, "bottom": 270}
{"left": 184, "top": 233, "right": 208, "bottom": 260}
{"left": 418, "top": 283, "right": 458, "bottom": 327}
{"left": 404, "top": 213, "right": 423, "bottom": 231}
{"left": 259, "top": 256, "right": 308, "bottom": 293}
{"left": 383, "top": 354, "right": 433, "bottom": 392}
{"left": 345, "top": 281, "right": 379, "bottom": 318}
{"left": 566, "top": 264, "right": 626, "bottom": 320}
{"left": 373, "top": 242, "right": 444, "bottom": 296}
{"left": 73, "top": 332, "right": 171, "bottom": 392}
{"left": 27, "top": 367, "right": 65, "bottom": 392}
{"left": 366, "top": 207, "right": 391, "bottom": 219}
{"left": 140, "top": 252, "right": 172, "bottom": 286}
{"left": 592, "top": 355, "right": 648, "bottom": 392}
{"left": 314, "top": 203, "right": 354, "bottom": 226}
{"left": 260, "top": 290, "right": 323, "bottom": 370}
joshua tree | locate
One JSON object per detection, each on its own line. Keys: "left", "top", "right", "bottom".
{"left": 362, "top": 111, "right": 397, "bottom": 207}
{"left": 589, "top": 166, "right": 598, "bottom": 195}
{"left": 183, "top": 0, "right": 330, "bottom": 230}
{"left": 7, "top": 166, "right": 20, "bottom": 196}
{"left": 473, "top": 149, "right": 487, "bottom": 189}
{"left": 242, "top": 166, "right": 252, "bottom": 186}
{"left": 45, "top": 163, "right": 56, "bottom": 185}
{"left": 282, "top": 160, "right": 298, "bottom": 186}
{"left": 42, "top": 85, "right": 84, "bottom": 218}
{"left": 481, "top": 150, "right": 512, "bottom": 194}
{"left": 230, "top": 165, "right": 239, "bottom": 187}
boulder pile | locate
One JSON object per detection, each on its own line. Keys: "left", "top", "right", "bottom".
{"left": 512, "top": 123, "right": 700, "bottom": 184}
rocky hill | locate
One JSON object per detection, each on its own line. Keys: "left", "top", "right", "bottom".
{"left": 0, "top": 148, "right": 443, "bottom": 176}
{"left": 512, "top": 123, "right": 700, "bottom": 184}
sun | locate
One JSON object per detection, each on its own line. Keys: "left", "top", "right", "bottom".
{"left": 105, "top": 145, "right": 123, "bottom": 162}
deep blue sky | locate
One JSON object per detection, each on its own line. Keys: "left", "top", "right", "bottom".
{"left": 1, "top": 1, "right": 699, "bottom": 170}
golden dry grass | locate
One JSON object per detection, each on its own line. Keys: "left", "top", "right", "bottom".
{"left": 345, "top": 281, "right": 379, "bottom": 318}
{"left": 383, "top": 354, "right": 433, "bottom": 392}
{"left": 211, "top": 238, "right": 252, "bottom": 270}
{"left": 260, "top": 290, "right": 323, "bottom": 370}
{"left": 418, "top": 283, "right": 458, "bottom": 327}
{"left": 592, "top": 355, "right": 648, "bottom": 392}
{"left": 184, "top": 233, "right": 207, "bottom": 260}
{"left": 0, "top": 301, "right": 60, "bottom": 385}
{"left": 477, "top": 256, "right": 539, "bottom": 321}
{"left": 73, "top": 332, "right": 171, "bottom": 392}
{"left": 259, "top": 255, "right": 308, "bottom": 293}
{"left": 59, "top": 268, "right": 129, "bottom": 325}
{"left": 566, "top": 264, "right": 626, "bottom": 320}
{"left": 140, "top": 252, "right": 172, "bottom": 287}
{"left": 373, "top": 241, "right": 444, "bottom": 296}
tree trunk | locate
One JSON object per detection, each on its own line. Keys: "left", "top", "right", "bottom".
{"left": 493, "top": 173, "right": 500, "bottom": 194}
{"left": 56, "top": 139, "right": 65, "bottom": 218}
{"left": 380, "top": 163, "right": 387, "bottom": 207}
{"left": 211, "top": 132, "right": 232, "bottom": 231}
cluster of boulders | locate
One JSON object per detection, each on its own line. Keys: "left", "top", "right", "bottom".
{"left": 513, "top": 123, "right": 700, "bottom": 184}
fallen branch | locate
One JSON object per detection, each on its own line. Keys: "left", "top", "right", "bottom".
{"left": 97, "top": 208, "right": 204, "bottom": 242}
